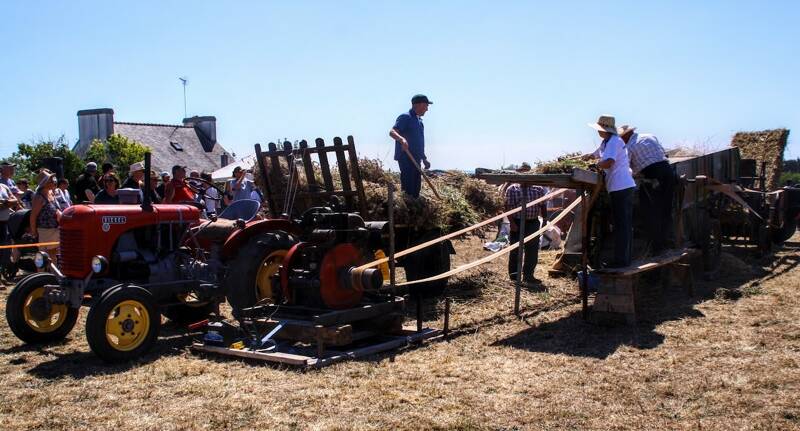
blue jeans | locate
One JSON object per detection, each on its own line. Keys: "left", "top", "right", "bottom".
{"left": 610, "top": 187, "right": 634, "bottom": 266}
{"left": 398, "top": 157, "right": 422, "bottom": 198}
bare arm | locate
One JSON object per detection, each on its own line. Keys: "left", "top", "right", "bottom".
{"left": 30, "top": 195, "right": 43, "bottom": 236}
{"left": 597, "top": 159, "right": 615, "bottom": 170}
{"left": 164, "top": 183, "right": 175, "bottom": 203}
{"left": 223, "top": 181, "right": 232, "bottom": 206}
{"left": 389, "top": 129, "right": 409, "bottom": 151}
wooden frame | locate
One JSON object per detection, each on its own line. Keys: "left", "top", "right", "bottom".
{"left": 254, "top": 136, "right": 369, "bottom": 217}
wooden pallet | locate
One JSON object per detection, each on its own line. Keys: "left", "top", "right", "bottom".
{"left": 192, "top": 327, "right": 441, "bottom": 368}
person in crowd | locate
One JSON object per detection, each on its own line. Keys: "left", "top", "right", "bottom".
{"left": 94, "top": 173, "right": 121, "bottom": 204}
{"left": 389, "top": 94, "right": 433, "bottom": 198}
{"left": 0, "top": 180, "right": 19, "bottom": 264}
{"left": 618, "top": 125, "right": 674, "bottom": 254}
{"left": 54, "top": 178, "right": 72, "bottom": 210}
{"left": 102, "top": 162, "right": 115, "bottom": 176}
{"left": 164, "top": 165, "right": 195, "bottom": 203}
{"left": 504, "top": 162, "right": 547, "bottom": 284}
{"left": 148, "top": 170, "right": 162, "bottom": 203}
{"left": 200, "top": 172, "right": 220, "bottom": 217}
{"left": 224, "top": 166, "right": 255, "bottom": 205}
{"left": 0, "top": 161, "right": 20, "bottom": 196}
{"left": 30, "top": 169, "right": 61, "bottom": 264}
{"left": 17, "top": 180, "right": 33, "bottom": 209}
{"left": 156, "top": 172, "right": 170, "bottom": 199}
{"left": 583, "top": 115, "right": 637, "bottom": 268}
{"left": 122, "top": 161, "right": 145, "bottom": 189}
{"left": 75, "top": 161, "right": 100, "bottom": 202}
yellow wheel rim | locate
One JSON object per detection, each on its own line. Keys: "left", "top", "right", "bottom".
{"left": 22, "top": 287, "right": 68, "bottom": 333}
{"left": 255, "top": 250, "right": 288, "bottom": 302}
{"left": 104, "top": 300, "right": 151, "bottom": 352}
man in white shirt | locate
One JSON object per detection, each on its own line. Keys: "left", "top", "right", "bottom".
{"left": 584, "top": 115, "right": 636, "bottom": 268}
{"left": 618, "top": 125, "right": 674, "bottom": 254}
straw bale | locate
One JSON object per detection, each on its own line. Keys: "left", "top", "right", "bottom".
{"left": 730, "top": 129, "right": 790, "bottom": 190}
{"left": 534, "top": 152, "right": 592, "bottom": 174}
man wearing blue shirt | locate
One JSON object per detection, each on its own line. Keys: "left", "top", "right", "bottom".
{"left": 389, "top": 94, "right": 432, "bottom": 198}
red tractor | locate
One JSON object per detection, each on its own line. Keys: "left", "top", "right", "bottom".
{"left": 6, "top": 146, "right": 451, "bottom": 362}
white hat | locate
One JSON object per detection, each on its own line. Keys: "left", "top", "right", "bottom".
{"left": 129, "top": 161, "right": 145, "bottom": 172}
{"left": 587, "top": 115, "right": 618, "bottom": 134}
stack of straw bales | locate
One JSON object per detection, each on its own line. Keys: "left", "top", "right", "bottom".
{"left": 731, "top": 129, "right": 790, "bottom": 190}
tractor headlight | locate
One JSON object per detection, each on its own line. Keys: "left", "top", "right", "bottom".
{"left": 91, "top": 256, "right": 108, "bottom": 274}
{"left": 34, "top": 252, "right": 50, "bottom": 269}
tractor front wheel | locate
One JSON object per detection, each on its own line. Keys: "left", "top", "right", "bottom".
{"left": 6, "top": 273, "right": 79, "bottom": 344}
{"left": 85, "top": 285, "right": 160, "bottom": 362}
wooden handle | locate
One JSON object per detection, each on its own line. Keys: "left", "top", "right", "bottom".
{"left": 402, "top": 147, "right": 442, "bottom": 200}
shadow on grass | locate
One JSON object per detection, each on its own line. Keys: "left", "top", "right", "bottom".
{"left": 25, "top": 325, "right": 197, "bottom": 380}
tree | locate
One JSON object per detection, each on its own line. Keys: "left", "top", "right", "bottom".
{"left": 85, "top": 134, "right": 150, "bottom": 178}
{"left": 8, "top": 135, "right": 84, "bottom": 183}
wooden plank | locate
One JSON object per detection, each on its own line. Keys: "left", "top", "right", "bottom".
{"left": 313, "top": 328, "right": 441, "bottom": 368}
{"left": 475, "top": 169, "right": 599, "bottom": 188}
{"left": 313, "top": 298, "right": 404, "bottom": 326}
{"left": 191, "top": 343, "right": 311, "bottom": 366}
{"left": 593, "top": 293, "right": 635, "bottom": 314}
{"left": 346, "top": 135, "right": 369, "bottom": 216}
{"left": 315, "top": 138, "right": 335, "bottom": 192}
{"left": 595, "top": 251, "right": 691, "bottom": 277}
{"left": 299, "top": 140, "right": 318, "bottom": 190}
{"left": 333, "top": 137, "right": 354, "bottom": 210}
{"left": 255, "top": 143, "right": 277, "bottom": 217}
{"left": 250, "top": 319, "right": 353, "bottom": 346}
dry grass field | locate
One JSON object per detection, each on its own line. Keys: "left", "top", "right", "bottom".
{"left": 1, "top": 232, "right": 799, "bottom": 430}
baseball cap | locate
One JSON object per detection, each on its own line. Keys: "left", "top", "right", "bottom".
{"left": 86, "top": 162, "right": 98, "bottom": 172}
{"left": 411, "top": 94, "right": 433, "bottom": 105}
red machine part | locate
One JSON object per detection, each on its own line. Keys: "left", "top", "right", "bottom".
{"left": 280, "top": 242, "right": 307, "bottom": 302}
{"left": 319, "top": 243, "right": 364, "bottom": 309}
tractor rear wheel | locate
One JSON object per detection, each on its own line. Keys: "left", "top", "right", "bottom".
{"left": 85, "top": 285, "right": 160, "bottom": 362}
{"left": 6, "top": 273, "right": 80, "bottom": 344}
{"left": 224, "top": 231, "right": 296, "bottom": 317}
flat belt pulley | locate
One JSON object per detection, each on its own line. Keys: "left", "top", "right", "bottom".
{"left": 319, "top": 243, "right": 382, "bottom": 309}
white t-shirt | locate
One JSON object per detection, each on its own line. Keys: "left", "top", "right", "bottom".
{"left": 204, "top": 187, "right": 220, "bottom": 213}
{"left": 595, "top": 134, "right": 636, "bottom": 192}
{"left": 0, "top": 183, "right": 13, "bottom": 222}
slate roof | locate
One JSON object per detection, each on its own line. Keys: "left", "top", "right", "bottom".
{"left": 112, "top": 122, "right": 232, "bottom": 174}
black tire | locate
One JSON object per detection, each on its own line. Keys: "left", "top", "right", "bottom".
{"left": 85, "top": 285, "right": 160, "bottom": 362}
{"left": 404, "top": 234, "right": 452, "bottom": 298}
{"left": 772, "top": 218, "right": 797, "bottom": 245}
{"left": 162, "top": 299, "right": 215, "bottom": 325}
{"left": 224, "top": 231, "right": 297, "bottom": 317}
{"left": 6, "top": 273, "right": 80, "bottom": 344}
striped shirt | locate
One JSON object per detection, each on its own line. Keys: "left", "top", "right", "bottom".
{"left": 627, "top": 133, "right": 667, "bottom": 174}
{"left": 504, "top": 184, "right": 546, "bottom": 219}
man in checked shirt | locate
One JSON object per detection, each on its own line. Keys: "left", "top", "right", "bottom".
{"left": 505, "top": 163, "right": 548, "bottom": 284}
{"left": 618, "top": 125, "right": 675, "bottom": 254}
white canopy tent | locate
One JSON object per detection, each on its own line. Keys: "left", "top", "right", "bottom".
{"left": 211, "top": 154, "right": 257, "bottom": 181}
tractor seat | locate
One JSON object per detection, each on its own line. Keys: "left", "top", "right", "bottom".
{"left": 192, "top": 218, "right": 241, "bottom": 243}
{"left": 218, "top": 199, "right": 261, "bottom": 222}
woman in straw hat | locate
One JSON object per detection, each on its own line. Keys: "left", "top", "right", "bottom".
{"left": 29, "top": 169, "right": 62, "bottom": 264}
{"left": 584, "top": 115, "right": 636, "bottom": 268}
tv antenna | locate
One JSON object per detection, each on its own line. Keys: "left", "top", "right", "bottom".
{"left": 179, "top": 77, "right": 188, "bottom": 118}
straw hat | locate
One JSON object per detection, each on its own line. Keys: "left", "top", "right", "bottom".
{"left": 129, "top": 161, "right": 145, "bottom": 172}
{"left": 587, "top": 115, "right": 618, "bottom": 134}
{"left": 36, "top": 168, "right": 57, "bottom": 188}
{"left": 617, "top": 124, "right": 637, "bottom": 136}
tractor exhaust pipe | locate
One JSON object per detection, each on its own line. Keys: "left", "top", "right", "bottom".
{"left": 142, "top": 152, "right": 153, "bottom": 212}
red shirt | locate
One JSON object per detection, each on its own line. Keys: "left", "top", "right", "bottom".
{"left": 165, "top": 179, "right": 195, "bottom": 203}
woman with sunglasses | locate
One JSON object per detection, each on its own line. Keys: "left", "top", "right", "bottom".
{"left": 94, "top": 173, "right": 121, "bottom": 204}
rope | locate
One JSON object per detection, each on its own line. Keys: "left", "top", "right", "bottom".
{"left": 0, "top": 241, "right": 59, "bottom": 250}
{"left": 356, "top": 188, "right": 568, "bottom": 271}
{"left": 396, "top": 195, "right": 583, "bottom": 286}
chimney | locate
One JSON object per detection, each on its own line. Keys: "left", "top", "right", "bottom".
{"left": 76, "top": 108, "right": 114, "bottom": 156}
{"left": 183, "top": 115, "right": 216, "bottom": 152}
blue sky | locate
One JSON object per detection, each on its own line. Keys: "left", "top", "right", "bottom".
{"left": 1, "top": 1, "right": 798, "bottom": 170}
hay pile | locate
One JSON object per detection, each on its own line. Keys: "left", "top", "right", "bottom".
{"left": 255, "top": 157, "right": 503, "bottom": 233}
{"left": 731, "top": 129, "right": 790, "bottom": 190}
{"left": 534, "top": 152, "right": 592, "bottom": 174}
